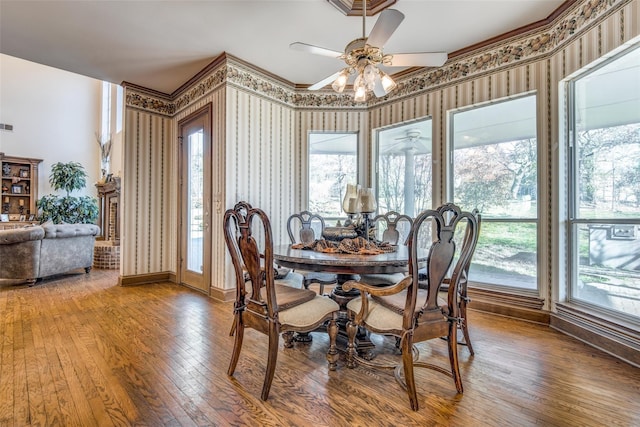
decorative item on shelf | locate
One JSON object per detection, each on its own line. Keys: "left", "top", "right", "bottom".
{"left": 342, "top": 183, "right": 360, "bottom": 226}
{"left": 18, "top": 198, "right": 24, "bottom": 215}
{"left": 2, "top": 183, "right": 8, "bottom": 193}
{"left": 357, "top": 187, "right": 377, "bottom": 241}
{"left": 96, "top": 132, "right": 113, "bottom": 182}
{"left": 20, "top": 169, "right": 29, "bottom": 178}
{"left": 11, "top": 184, "right": 22, "bottom": 194}
{"left": 2, "top": 163, "right": 10, "bottom": 177}
{"left": 2, "top": 196, "right": 9, "bottom": 214}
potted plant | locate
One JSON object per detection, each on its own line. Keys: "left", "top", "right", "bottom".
{"left": 37, "top": 161, "right": 99, "bottom": 224}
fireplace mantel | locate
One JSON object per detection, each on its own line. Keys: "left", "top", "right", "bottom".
{"left": 96, "top": 176, "right": 121, "bottom": 244}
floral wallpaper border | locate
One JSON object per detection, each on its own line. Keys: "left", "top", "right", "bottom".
{"left": 125, "top": 0, "right": 627, "bottom": 114}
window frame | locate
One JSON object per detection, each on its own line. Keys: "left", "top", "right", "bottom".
{"left": 448, "top": 92, "right": 540, "bottom": 293}
{"left": 306, "top": 131, "right": 359, "bottom": 223}
{"left": 373, "top": 117, "right": 433, "bottom": 218}
{"left": 565, "top": 43, "right": 640, "bottom": 321}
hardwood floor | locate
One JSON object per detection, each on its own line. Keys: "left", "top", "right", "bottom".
{"left": 1, "top": 269, "right": 639, "bottom": 426}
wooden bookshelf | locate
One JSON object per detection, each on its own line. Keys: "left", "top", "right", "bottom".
{"left": 1, "top": 153, "right": 43, "bottom": 222}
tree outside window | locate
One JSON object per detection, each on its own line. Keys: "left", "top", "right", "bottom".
{"left": 451, "top": 94, "right": 538, "bottom": 289}
{"left": 308, "top": 133, "right": 358, "bottom": 221}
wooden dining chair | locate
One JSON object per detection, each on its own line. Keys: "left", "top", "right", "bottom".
{"left": 438, "top": 210, "right": 481, "bottom": 355}
{"left": 224, "top": 202, "right": 339, "bottom": 401}
{"left": 358, "top": 211, "right": 413, "bottom": 286}
{"left": 287, "top": 210, "right": 338, "bottom": 295}
{"left": 343, "top": 203, "right": 479, "bottom": 411}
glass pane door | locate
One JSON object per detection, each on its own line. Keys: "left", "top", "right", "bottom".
{"left": 179, "top": 107, "right": 211, "bottom": 293}
{"left": 187, "top": 129, "right": 204, "bottom": 274}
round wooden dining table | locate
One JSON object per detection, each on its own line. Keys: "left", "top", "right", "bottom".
{"left": 273, "top": 243, "right": 428, "bottom": 300}
{"left": 273, "top": 243, "right": 414, "bottom": 274}
{"left": 273, "top": 243, "right": 427, "bottom": 355}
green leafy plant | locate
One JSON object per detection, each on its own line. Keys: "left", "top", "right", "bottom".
{"left": 49, "top": 161, "right": 87, "bottom": 196}
{"left": 37, "top": 162, "right": 98, "bottom": 224}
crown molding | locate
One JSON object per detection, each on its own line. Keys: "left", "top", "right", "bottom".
{"left": 449, "top": 0, "right": 579, "bottom": 58}
{"left": 124, "top": 0, "right": 630, "bottom": 113}
{"left": 369, "top": 0, "right": 629, "bottom": 106}
{"left": 327, "top": 0, "right": 397, "bottom": 16}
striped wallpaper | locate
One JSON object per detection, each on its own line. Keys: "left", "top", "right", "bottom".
{"left": 121, "top": 0, "right": 639, "bottom": 298}
{"left": 122, "top": 109, "right": 175, "bottom": 277}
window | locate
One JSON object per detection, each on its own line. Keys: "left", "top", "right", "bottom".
{"left": 376, "top": 119, "right": 432, "bottom": 217}
{"left": 450, "top": 94, "right": 538, "bottom": 289}
{"left": 308, "top": 132, "right": 358, "bottom": 221}
{"left": 568, "top": 44, "right": 640, "bottom": 318}
{"left": 100, "top": 82, "right": 123, "bottom": 136}
{"left": 101, "top": 81, "right": 111, "bottom": 137}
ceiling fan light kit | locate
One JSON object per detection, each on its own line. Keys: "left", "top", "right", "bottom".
{"left": 331, "top": 69, "right": 350, "bottom": 93}
{"left": 290, "top": 0, "right": 447, "bottom": 103}
{"left": 379, "top": 70, "right": 397, "bottom": 92}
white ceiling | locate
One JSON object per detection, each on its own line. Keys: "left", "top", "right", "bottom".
{"left": 0, "top": 0, "right": 566, "bottom": 95}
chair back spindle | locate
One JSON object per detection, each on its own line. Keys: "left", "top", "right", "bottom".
{"left": 286, "top": 210, "right": 338, "bottom": 295}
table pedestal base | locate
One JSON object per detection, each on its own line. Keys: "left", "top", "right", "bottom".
{"left": 331, "top": 274, "right": 376, "bottom": 358}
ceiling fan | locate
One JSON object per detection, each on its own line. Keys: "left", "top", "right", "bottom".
{"left": 395, "top": 129, "right": 428, "bottom": 142}
{"left": 290, "top": 0, "right": 447, "bottom": 102}
{"left": 383, "top": 129, "right": 430, "bottom": 153}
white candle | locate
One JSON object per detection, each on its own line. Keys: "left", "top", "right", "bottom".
{"left": 360, "top": 195, "right": 370, "bottom": 210}
{"left": 19, "top": 199, "right": 24, "bottom": 206}
{"left": 347, "top": 197, "right": 357, "bottom": 213}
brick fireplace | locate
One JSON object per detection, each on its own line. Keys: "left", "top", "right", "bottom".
{"left": 94, "top": 176, "right": 120, "bottom": 269}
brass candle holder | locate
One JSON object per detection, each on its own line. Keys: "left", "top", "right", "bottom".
{"left": 342, "top": 183, "right": 360, "bottom": 226}
{"left": 357, "top": 187, "right": 377, "bottom": 241}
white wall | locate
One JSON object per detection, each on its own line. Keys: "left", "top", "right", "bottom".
{"left": 0, "top": 54, "right": 102, "bottom": 199}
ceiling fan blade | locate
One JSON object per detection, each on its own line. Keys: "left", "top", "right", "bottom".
{"left": 382, "top": 140, "right": 408, "bottom": 153}
{"left": 308, "top": 71, "right": 342, "bottom": 91}
{"left": 366, "top": 9, "right": 404, "bottom": 48}
{"left": 386, "top": 52, "right": 448, "bottom": 67}
{"left": 290, "top": 42, "right": 342, "bottom": 58}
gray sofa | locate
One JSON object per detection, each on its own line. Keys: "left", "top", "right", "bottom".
{"left": 0, "top": 223, "right": 100, "bottom": 283}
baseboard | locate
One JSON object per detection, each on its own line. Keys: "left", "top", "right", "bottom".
{"left": 470, "top": 300, "right": 551, "bottom": 324}
{"left": 210, "top": 286, "right": 235, "bottom": 302}
{"left": 122, "top": 272, "right": 234, "bottom": 301}
{"left": 551, "top": 305, "right": 640, "bottom": 368}
{"left": 472, "top": 297, "right": 639, "bottom": 367}
{"left": 118, "top": 271, "right": 176, "bottom": 286}
{"left": 468, "top": 287, "right": 549, "bottom": 324}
